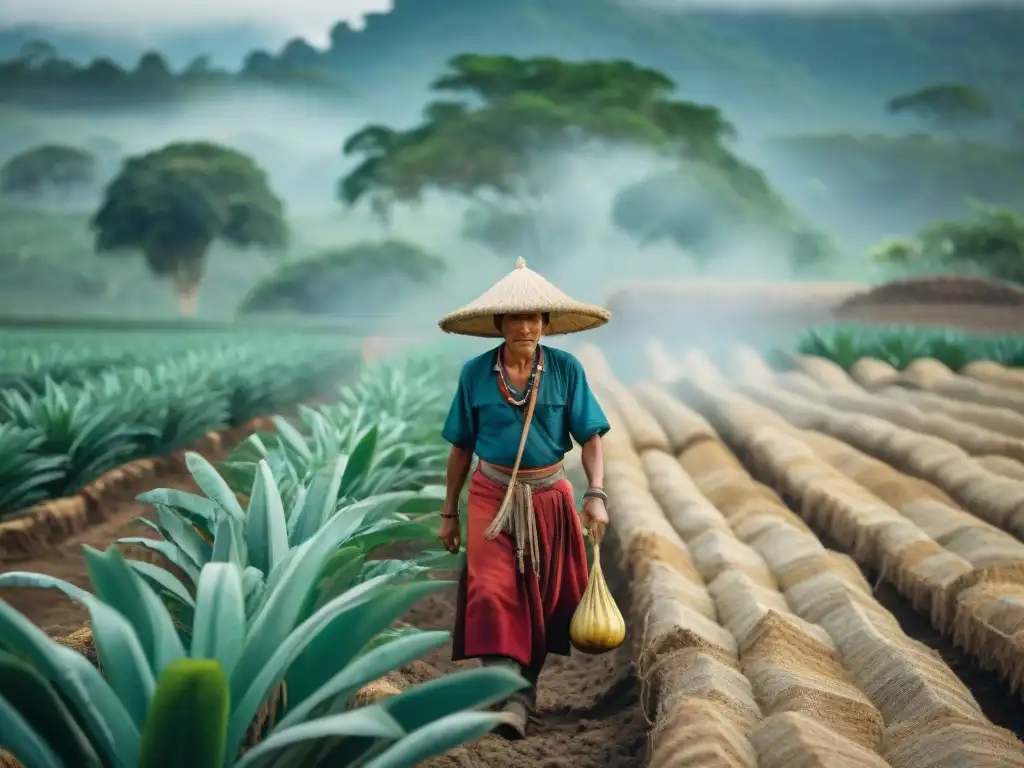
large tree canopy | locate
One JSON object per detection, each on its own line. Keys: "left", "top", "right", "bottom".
{"left": 91, "top": 141, "right": 287, "bottom": 315}
{"left": 237, "top": 240, "right": 447, "bottom": 317}
{"left": 340, "top": 55, "right": 735, "bottom": 208}
{"left": 0, "top": 144, "right": 97, "bottom": 197}
{"left": 337, "top": 54, "right": 752, "bottom": 263}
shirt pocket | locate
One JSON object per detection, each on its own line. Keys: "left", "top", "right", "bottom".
{"left": 531, "top": 386, "right": 567, "bottom": 443}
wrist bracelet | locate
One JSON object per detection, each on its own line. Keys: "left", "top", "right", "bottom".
{"left": 440, "top": 511, "right": 460, "bottom": 519}
{"left": 583, "top": 488, "right": 608, "bottom": 502}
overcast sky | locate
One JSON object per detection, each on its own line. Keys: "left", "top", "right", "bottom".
{"left": 1, "top": 0, "right": 1019, "bottom": 48}
{"left": 0, "top": 0, "right": 392, "bottom": 47}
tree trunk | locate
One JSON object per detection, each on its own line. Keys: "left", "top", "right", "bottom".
{"left": 145, "top": 244, "right": 208, "bottom": 316}
{"left": 177, "top": 285, "right": 199, "bottom": 316}
{"left": 170, "top": 259, "right": 204, "bottom": 316}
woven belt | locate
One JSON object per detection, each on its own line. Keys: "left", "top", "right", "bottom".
{"left": 478, "top": 460, "right": 566, "bottom": 575}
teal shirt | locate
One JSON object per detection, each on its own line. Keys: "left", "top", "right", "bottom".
{"left": 441, "top": 344, "right": 611, "bottom": 468}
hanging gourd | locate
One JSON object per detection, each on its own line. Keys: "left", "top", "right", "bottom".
{"left": 569, "top": 524, "right": 626, "bottom": 654}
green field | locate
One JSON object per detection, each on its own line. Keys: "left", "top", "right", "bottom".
{"left": 0, "top": 327, "right": 360, "bottom": 516}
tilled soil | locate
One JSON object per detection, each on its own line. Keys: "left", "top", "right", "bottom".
{"left": 0, "top": 470, "right": 197, "bottom": 634}
{"left": 404, "top": 588, "right": 647, "bottom": 768}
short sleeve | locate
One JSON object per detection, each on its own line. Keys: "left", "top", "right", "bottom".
{"left": 441, "top": 365, "right": 477, "bottom": 451}
{"left": 566, "top": 356, "right": 610, "bottom": 445}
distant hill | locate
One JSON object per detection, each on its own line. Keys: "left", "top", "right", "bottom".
{"left": 312, "top": 0, "right": 1023, "bottom": 103}
{"left": 1, "top": 1, "right": 1021, "bottom": 130}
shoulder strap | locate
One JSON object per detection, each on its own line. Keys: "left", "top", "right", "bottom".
{"left": 490, "top": 356, "right": 544, "bottom": 529}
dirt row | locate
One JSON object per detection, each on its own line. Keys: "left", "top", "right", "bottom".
{"left": 0, "top": 471, "right": 198, "bottom": 633}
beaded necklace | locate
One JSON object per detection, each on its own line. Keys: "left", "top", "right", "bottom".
{"left": 494, "top": 344, "right": 543, "bottom": 407}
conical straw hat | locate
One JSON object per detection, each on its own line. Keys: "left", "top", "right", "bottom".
{"left": 438, "top": 257, "right": 611, "bottom": 337}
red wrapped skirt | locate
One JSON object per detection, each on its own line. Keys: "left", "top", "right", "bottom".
{"left": 452, "top": 466, "right": 589, "bottom": 675}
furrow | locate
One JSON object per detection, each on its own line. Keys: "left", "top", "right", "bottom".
{"left": 669, "top": 376, "right": 1024, "bottom": 764}
{"left": 775, "top": 365, "right": 1024, "bottom": 464}
{"left": 857, "top": 357, "right": 1024, "bottom": 415}
{"left": 585, "top": 353, "right": 760, "bottom": 767}
{"left": 641, "top": 446, "right": 891, "bottom": 765}
{"left": 739, "top": 373, "right": 1024, "bottom": 543}
{"left": 684, "top": 370, "right": 1024, "bottom": 704}
{"left": 962, "top": 361, "right": 1024, "bottom": 391}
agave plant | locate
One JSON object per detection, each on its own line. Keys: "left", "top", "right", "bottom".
{"left": 0, "top": 423, "right": 68, "bottom": 518}
{"left": 0, "top": 378, "right": 159, "bottom": 497}
{"left": 222, "top": 414, "right": 449, "bottom": 503}
{"left": 116, "top": 452, "right": 453, "bottom": 631}
{"left": 0, "top": 338, "right": 360, "bottom": 514}
{"left": 217, "top": 355, "right": 457, "bottom": 506}
{"left": 327, "top": 356, "right": 456, "bottom": 435}
{"left": 79, "top": 366, "right": 232, "bottom": 457}
{"left": 792, "top": 323, "right": 1024, "bottom": 372}
{"left": 0, "top": 546, "right": 523, "bottom": 768}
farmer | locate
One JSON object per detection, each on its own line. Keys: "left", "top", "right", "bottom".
{"left": 436, "top": 256, "right": 612, "bottom": 740}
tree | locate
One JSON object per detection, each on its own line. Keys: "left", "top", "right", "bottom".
{"left": 918, "top": 204, "right": 1024, "bottom": 283}
{"left": 887, "top": 83, "right": 994, "bottom": 133}
{"left": 868, "top": 204, "right": 1024, "bottom": 283}
{"left": 242, "top": 51, "right": 277, "bottom": 79}
{"left": 0, "top": 144, "right": 97, "bottom": 198}
{"left": 337, "top": 54, "right": 741, "bottom": 263}
{"left": 184, "top": 55, "right": 213, "bottom": 78}
{"left": 134, "top": 51, "right": 174, "bottom": 84}
{"left": 79, "top": 57, "right": 128, "bottom": 87}
{"left": 280, "top": 38, "right": 319, "bottom": 69}
{"left": 91, "top": 142, "right": 287, "bottom": 315}
{"left": 237, "top": 240, "right": 446, "bottom": 316}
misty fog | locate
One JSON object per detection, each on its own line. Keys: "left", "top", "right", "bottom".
{"left": 4, "top": 79, "right": 899, "bottom": 315}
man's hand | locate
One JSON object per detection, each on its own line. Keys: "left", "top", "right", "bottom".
{"left": 437, "top": 514, "right": 462, "bottom": 554}
{"left": 580, "top": 496, "right": 609, "bottom": 538}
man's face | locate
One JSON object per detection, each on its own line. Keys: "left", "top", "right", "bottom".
{"left": 501, "top": 313, "right": 544, "bottom": 354}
